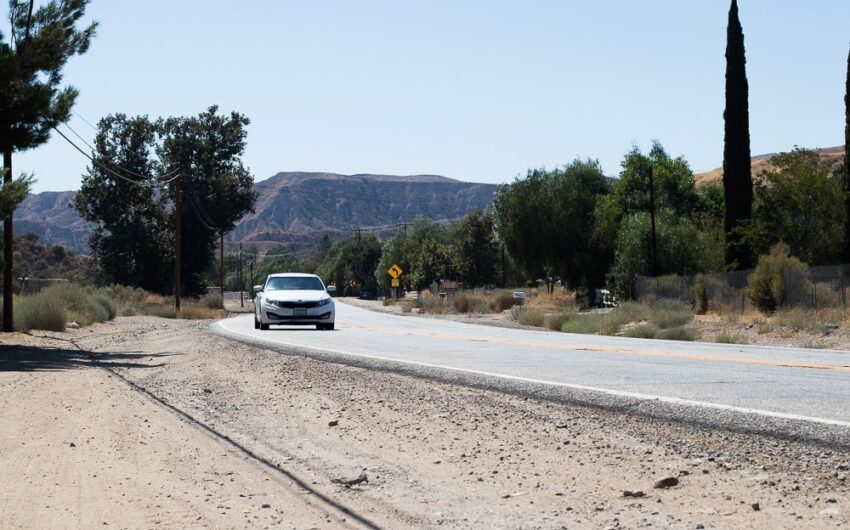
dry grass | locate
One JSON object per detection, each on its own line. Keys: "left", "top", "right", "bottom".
{"left": 512, "top": 307, "right": 545, "bottom": 327}
{"left": 715, "top": 333, "right": 748, "bottom": 345}
{"left": 414, "top": 290, "right": 517, "bottom": 315}
{"left": 656, "top": 326, "right": 696, "bottom": 342}
{"left": 772, "top": 308, "right": 843, "bottom": 334}
{"left": 11, "top": 283, "right": 116, "bottom": 331}
{"left": 524, "top": 290, "right": 576, "bottom": 312}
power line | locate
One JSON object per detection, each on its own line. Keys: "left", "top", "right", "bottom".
{"left": 62, "top": 121, "right": 95, "bottom": 151}
{"left": 52, "top": 126, "right": 179, "bottom": 188}
{"left": 72, "top": 109, "right": 98, "bottom": 131}
{"left": 62, "top": 122, "right": 180, "bottom": 182}
{"left": 185, "top": 190, "right": 218, "bottom": 232}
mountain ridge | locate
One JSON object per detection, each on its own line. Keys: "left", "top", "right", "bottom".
{"left": 14, "top": 172, "right": 498, "bottom": 256}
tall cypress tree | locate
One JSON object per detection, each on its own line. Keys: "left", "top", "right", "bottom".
{"left": 722, "top": 0, "right": 754, "bottom": 270}
{"left": 844, "top": 44, "right": 850, "bottom": 263}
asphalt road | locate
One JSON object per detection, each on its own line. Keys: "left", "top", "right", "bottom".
{"left": 213, "top": 300, "right": 850, "bottom": 444}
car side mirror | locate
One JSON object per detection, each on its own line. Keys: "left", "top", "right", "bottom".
{"left": 253, "top": 285, "right": 263, "bottom": 294}
{"left": 327, "top": 285, "right": 337, "bottom": 293}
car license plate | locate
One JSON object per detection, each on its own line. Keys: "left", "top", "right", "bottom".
{"left": 293, "top": 309, "right": 307, "bottom": 317}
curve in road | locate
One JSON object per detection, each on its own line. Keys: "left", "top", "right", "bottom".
{"left": 213, "top": 300, "right": 850, "bottom": 446}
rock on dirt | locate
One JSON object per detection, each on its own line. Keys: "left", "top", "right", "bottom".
{"left": 654, "top": 476, "right": 679, "bottom": 489}
{"left": 332, "top": 468, "right": 368, "bottom": 487}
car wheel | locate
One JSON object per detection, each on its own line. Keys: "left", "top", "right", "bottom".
{"left": 260, "top": 323, "right": 269, "bottom": 331}
{"left": 254, "top": 314, "right": 260, "bottom": 329}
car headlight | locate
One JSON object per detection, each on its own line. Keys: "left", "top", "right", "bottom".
{"left": 317, "top": 298, "right": 331, "bottom": 307}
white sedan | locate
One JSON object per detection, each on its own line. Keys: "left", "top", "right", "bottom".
{"left": 254, "top": 273, "right": 336, "bottom": 331}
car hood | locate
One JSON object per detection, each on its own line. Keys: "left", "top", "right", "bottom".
{"left": 262, "top": 290, "right": 330, "bottom": 303}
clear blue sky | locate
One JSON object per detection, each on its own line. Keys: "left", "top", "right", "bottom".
{"left": 6, "top": 0, "right": 850, "bottom": 192}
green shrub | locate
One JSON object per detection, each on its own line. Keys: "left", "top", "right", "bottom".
{"left": 14, "top": 293, "right": 67, "bottom": 331}
{"left": 748, "top": 243, "right": 810, "bottom": 313}
{"left": 694, "top": 275, "right": 707, "bottom": 315}
{"left": 614, "top": 302, "right": 652, "bottom": 323}
{"left": 91, "top": 293, "right": 117, "bottom": 320}
{"left": 561, "top": 313, "right": 605, "bottom": 334}
{"left": 512, "top": 307, "right": 545, "bottom": 327}
{"left": 544, "top": 310, "right": 574, "bottom": 331}
{"left": 656, "top": 326, "right": 696, "bottom": 341}
{"left": 812, "top": 282, "right": 840, "bottom": 309}
{"left": 624, "top": 323, "right": 659, "bottom": 339}
{"left": 38, "top": 283, "right": 112, "bottom": 326}
{"left": 649, "top": 299, "right": 694, "bottom": 329}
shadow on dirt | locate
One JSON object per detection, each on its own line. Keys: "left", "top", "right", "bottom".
{"left": 0, "top": 343, "right": 172, "bottom": 372}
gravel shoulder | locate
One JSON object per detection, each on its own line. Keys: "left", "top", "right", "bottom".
{"left": 2, "top": 316, "right": 849, "bottom": 529}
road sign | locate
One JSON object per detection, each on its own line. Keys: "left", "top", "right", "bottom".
{"left": 391, "top": 278, "right": 400, "bottom": 287}
{"left": 387, "top": 264, "right": 404, "bottom": 279}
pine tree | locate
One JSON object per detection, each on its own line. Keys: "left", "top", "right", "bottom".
{"left": 0, "top": 0, "right": 96, "bottom": 331}
{"left": 722, "top": 0, "right": 754, "bottom": 270}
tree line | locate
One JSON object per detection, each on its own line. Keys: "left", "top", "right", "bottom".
{"left": 1, "top": 0, "right": 848, "bottom": 313}
{"left": 73, "top": 108, "right": 256, "bottom": 295}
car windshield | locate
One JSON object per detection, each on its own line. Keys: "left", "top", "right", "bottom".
{"left": 265, "top": 276, "right": 325, "bottom": 291}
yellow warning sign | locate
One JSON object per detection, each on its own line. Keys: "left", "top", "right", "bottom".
{"left": 391, "top": 278, "right": 400, "bottom": 287}
{"left": 387, "top": 264, "right": 404, "bottom": 279}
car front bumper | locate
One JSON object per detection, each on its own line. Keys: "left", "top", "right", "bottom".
{"left": 259, "top": 302, "right": 335, "bottom": 325}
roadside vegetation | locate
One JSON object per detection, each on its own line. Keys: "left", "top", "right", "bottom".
{"left": 5, "top": 284, "right": 226, "bottom": 332}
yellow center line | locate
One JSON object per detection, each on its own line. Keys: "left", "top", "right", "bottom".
{"left": 338, "top": 324, "right": 850, "bottom": 373}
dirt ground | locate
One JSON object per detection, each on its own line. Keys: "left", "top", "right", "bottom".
{"left": 2, "top": 315, "right": 850, "bottom": 529}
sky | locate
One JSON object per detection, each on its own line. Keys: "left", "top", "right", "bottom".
{"left": 4, "top": 0, "right": 850, "bottom": 193}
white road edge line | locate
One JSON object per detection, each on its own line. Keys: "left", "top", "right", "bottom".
{"left": 216, "top": 319, "right": 850, "bottom": 429}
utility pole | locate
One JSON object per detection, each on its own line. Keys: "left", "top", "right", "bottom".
{"left": 249, "top": 257, "right": 254, "bottom": 299}
{"left": 501, "top": 243, "right": 506, "bottom": 288}
{"left": 219, "top": 232, "right": 225, "bottom": 297}
{"left": 648, "top": 164, "right": 658, "bottom": 277}
{"left": 3, "top": 149, "right": 13, "bottom": 332}
{"left": 238, "top": 243, "right": 244, "bottom": 308}
{"left": 174, "top": 175, "right": 182, "bottom": 313}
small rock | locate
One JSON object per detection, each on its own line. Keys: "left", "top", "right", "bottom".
{"left": 751, "top": 502, "right": 760, "bottom": 512}
{"left": 69, "top": 442, "right": 76, "bottom": 448}
{"left": 261, "top": 503, "right": 270, "bottom": 509}
{"left": 623, "top": 490, "right": 646, "bottom": 498}
{"left": 653, "top": 476, "right": 679, "bottom": 489}
{"left": 826, "top": 498, "right": 837, "bottom": 504}
{"left": 67, "top": 322, "right": 80, "bottom": 329}
{"left": 203, "top": 388, "right": 212, "bottom": 394}
{"left": 696, "top": 525, "right": 704, "bottom": 530}
{"left": 328, "top": 420, "right": 339, "bottom": 427}
{"left": 332, "top": 469, "right": 368, "bottom": 487}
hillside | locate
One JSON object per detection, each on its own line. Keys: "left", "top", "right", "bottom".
{"left": 231, "top": 172, "right": 497, "bottom": 252}
{"left": 13, "top": 232, "right": 95, "bottom": 284}
{"left": 14, "top": 172, "right": 498, "bottom": 256}
{"left": 695, "top": 145, "right": 845, "bottom": 187}
{"left": 14, "top": 191, "right": 92, "bottom": 255}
